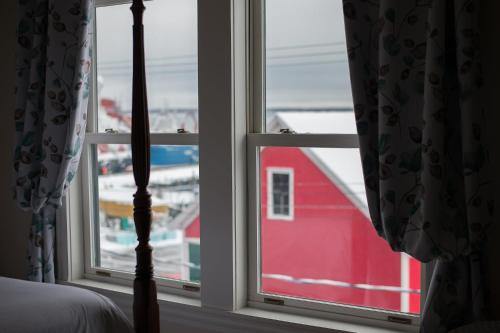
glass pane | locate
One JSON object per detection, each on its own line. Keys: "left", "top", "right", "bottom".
{"left": 265, "top": 0, "right": 354, "bottom": 133}
{"left": 271, "top": 173, "right": 290, "bottom": 216}
{"left": 96, "top": 0, "right": 198, "bottom": 133}
{"left": 95, "top": 144, "right": 200, "bottom": 283}
{"left": 259, "top": 147, "right": 421, "bottom": 314}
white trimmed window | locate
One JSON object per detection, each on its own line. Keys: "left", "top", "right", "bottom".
{"left": 267, "top": 167, "right": 294, "bottom": 220}
{"left": 79, "top": 0, "right": 201, "bottom": 294}
{"left": 60, "top": 0, "right": 428, "bottom": 331}
{"left": 248, "top": 0, "right": 424, "bottom": 328}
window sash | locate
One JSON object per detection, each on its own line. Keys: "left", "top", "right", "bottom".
{"left": 82, "top": 2, "right": 201, "bottom": 292}
{"left": 95, "top": 0, "right": 153, "bottom": 9}
{"left": 82, "top": 0, "right": 248, "bottom": 304}
{"left": 247, "top": 0, "right": 421, "bottom": 326}
{"left": 247, "top": 136, "right": 420, "bottom": 327}
{"left": 248, "top": 133, "right": 359, "bottom": 148}
{"left": 85, "top": 133, "right": 199, "bottom": 145}
{"left": 80, "top": 139, "right": 201, "bottom": 295}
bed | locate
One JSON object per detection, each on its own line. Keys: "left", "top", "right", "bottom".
{"left": 0, "top": 277, "right": 133, "bottom": 333}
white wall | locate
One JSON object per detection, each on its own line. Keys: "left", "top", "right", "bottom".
{"left": 0, "top": 0, "right": 31, "bottom": 279}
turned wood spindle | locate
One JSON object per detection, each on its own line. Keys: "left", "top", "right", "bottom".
{"left": 130, "top": 1, "right": 160, "bottom": 332}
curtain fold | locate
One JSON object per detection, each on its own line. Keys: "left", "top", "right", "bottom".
{"left": 342, "top": 0, "right": 493, "bottom": 331}
{"left": 14, "top": 0, "right": 93, "bottom": 283}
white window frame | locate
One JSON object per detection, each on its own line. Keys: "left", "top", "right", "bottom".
{"left": 248, "top": 136, "right": 423, "bottom": 329}
{"left": 182, "top": 237, "right": 201, "bottom": 282}
{"left": 267, "top": 167, "right": 294, "bottom": 221}
{"left": 78, "top": 0, "right": 201, "bottom": 297}
{"left": 57, "top": 0, "right": 429, "bottom": 331}
{"left": 246, "top": 0, "right": 423, "bottom": 330}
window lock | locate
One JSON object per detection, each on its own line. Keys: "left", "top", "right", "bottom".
{"left": 279, "top": 128, "right": 296, "bottom": 134}
{"left": 95, "top": 270, "right": 111, "bottom": 277}
{"left": 264, "top": 297, "right": 285, "bottom": 306}
{"left": 177, "top": 128, "right": 190, "bottom": 134}
{"left": 104, "top": 128, "right": 118, "bottom": 134}
{"left": 182, "top": 284, "right": 200, "bottom": 292}
{"left": 387, "top": 316, "right": 412, "bottom": 325}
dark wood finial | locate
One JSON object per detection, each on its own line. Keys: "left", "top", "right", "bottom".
{"left": 130, "top": 0, "right": 160, "bottom": 332}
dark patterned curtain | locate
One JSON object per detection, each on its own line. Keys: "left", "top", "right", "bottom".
{"left": 342, "top": 0, "right": 493, "bottom": 331}
{"left": 14, "top": 0, "right": 93, "bottom": 282}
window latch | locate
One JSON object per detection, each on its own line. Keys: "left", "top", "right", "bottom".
{"left": 264, "top": 297, "right": 285, "bottom": 306}
{"left": 279, "top": 128, "right": 296, "bottom": 134}
{"left": 105, "top": 128, "right": 118, "bottom": 134}
{"left": 177, "top": 128, "right": 190, "bottom": 134}
{"left": 95, "top": 270, "right": 111, "bottom": 277}
{"left": 182, "top": 284, "right": 200, "bottom": 292}
{"left": 387, "top": 316, "right": 412, "bottom": 325}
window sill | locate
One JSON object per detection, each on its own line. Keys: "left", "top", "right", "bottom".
{"left": 62, "top": 279, "right": 416, "bottom": 333}
{"left": 62, "top": 278, "right": 201, "bottom": 307}
{"left": 235, "top": 307, "right": 416, "bottom": 333}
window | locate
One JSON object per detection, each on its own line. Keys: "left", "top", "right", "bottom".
{"left": 95, "top": 0, "right": 198, "bottom": 133}
{"left": 248, "top": 0, "right": 422, "bottom": 326}
{"left": 93, "top": 144, "right": 199, "bottom": 281}
{"left": 267, "top": 167, "right": 293, "bottom": 220}
{"left": 72, "top": 0, "right": 425, "bottom": 330}
{"left": 81, "top": 0, "right": 200, "bottom": 290}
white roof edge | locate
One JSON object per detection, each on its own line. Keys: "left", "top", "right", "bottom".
{"left": 300, "top": 148, "right": 369, "bottom": 218}
{"left": 270, "top": 112, "right": 369, "bottom": 218}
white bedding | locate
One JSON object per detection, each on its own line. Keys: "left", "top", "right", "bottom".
{"left": 0, "top": 277, "right": 133, "bottom": 333}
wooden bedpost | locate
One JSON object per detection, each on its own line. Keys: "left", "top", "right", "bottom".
{"left": 130, "top": 0, "right": 160, "bottom": 332}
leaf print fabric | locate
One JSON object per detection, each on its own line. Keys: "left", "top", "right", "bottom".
{"left": 14, "top": 0, "right": 93, "bottom": 283}
{"left": 342, "top": 0, "right": 493, "bottom": 332}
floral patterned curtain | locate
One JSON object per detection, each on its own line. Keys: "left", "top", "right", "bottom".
{"left": 14, "top": 0, "right": 93, "bottom": 283}
{"left": 342, "top": 0, "right": 493, "bottom": 331}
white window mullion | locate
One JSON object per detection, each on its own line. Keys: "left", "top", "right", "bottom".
{"left": 95, "top": 0, "right": 153, "bottom": 8}
{"left": 246, "top": 137, "right": 421, "bottom": 329}
{"left": 248, "top": 133, "right": 359, "bottom": 149}
{"left": 400, "top": 253, "right": 410, "bottom": 313}
{"left": 81, "top": 142, "right": 99, "bottom": 277}
{"left": 87, "top": 4, "right": 98, "bottom": 134}
{"left": 85, "top": 133, "right": 199, "bottom": 145}
{"left": 249, "top": 0, "right": 265, "bottom": 134}
{"left": 198, "top": 0, "right": 248, "bottom": 311}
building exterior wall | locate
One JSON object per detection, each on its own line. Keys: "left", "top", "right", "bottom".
{"left": 260, "top": 147, "right": 406, "bottom": 311}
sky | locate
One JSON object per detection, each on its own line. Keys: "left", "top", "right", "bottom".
{"left": 96, "top": 0, "right": 353, "bottom": 111}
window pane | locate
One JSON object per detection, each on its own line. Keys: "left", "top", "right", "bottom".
{"left": 259, "top": 146, "right": 421, "bottom": 314}
{"left": 270, "top": 171, "right": 291, "bottom": 217}
{"left": 96, "top": 0, "right": 198, "bottom": 133}
{"left": 94, "top": 144, "right": 200, "bottom": 283}
{"left": 265, "top": 0, "right": 354, "bottom": 133}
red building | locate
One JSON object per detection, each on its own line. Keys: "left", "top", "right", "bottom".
{"left": 177, "top": 112, "right": 421, "bottom": 314}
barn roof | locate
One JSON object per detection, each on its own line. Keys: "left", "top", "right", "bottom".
{"left": 268, "top": 111, "right": 368, "bottom": 215}
{"left": 267, "top": 110, "right": 357, "bottom": 135}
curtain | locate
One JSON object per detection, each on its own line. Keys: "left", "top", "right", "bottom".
{"left": 342, "top": 0, "right": 493, "bottom": 332}
{"left": 14, "top": 0, "right": 93, "bottom": 283}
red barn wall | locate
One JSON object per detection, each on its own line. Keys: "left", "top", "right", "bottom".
{"left": 260, "top": 147, "right": 406, "bottom": 312}
{"left": 186, "top": 216, "right": 200, "bottom": 238}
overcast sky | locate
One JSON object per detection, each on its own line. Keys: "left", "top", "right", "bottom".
{"left": 96, "top": 0, "right": 352, "bottom": 110}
